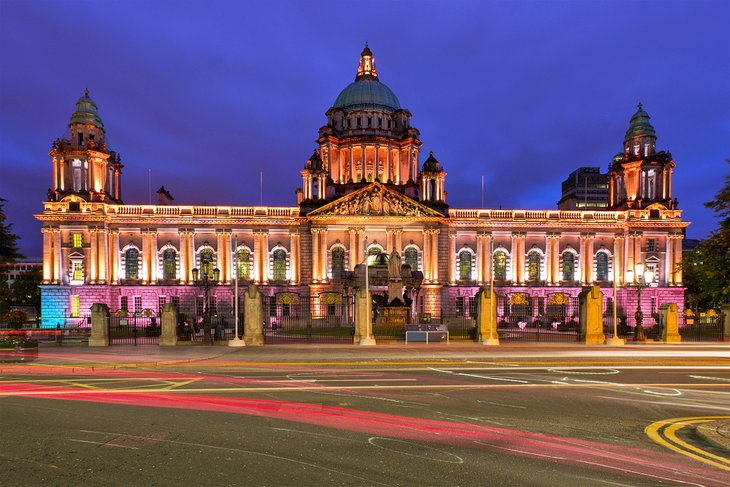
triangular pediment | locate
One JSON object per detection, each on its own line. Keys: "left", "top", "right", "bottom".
{"left": 308, "top": 182, "right": 444, "bottom": 218}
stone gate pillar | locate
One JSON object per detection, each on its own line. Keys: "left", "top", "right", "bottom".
{"left": 244, "top": 285, "right": 264, "bottom": 346}
{"left": 160, "top": 302, "right": 178, "bottom": 347}
{"left": 89, "top": 303, "right": 109, "bottom": 347}
{"left": 660, "top": 303, "right": 681, "bottom": 343}
{"left": 579, "top": 286, "right": 605, "bottom": 344}
{"left": 354, "top": 287, "right": 375, "bottom": 345}
{"left": 477, "top": 287, "right": 499, "bottom": 345}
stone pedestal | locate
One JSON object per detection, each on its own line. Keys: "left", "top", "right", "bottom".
{"left": 160, "top": 303, "right": 178, "bottom": 346}
{"left": 579, "top": 285, "right": 605, "bottom": 344}
{"left": 89, "top": 303, "right": 109, "bottom": 347}
{"left": 660, "top": 303, "right": 681, "bottom": 343}
{"left": 388, "top": 279, "right": 404, "bottom": 305}
{"left": 381, "top": 306, "right": 409, "bottom": 326}
{"left": 244, "top": 285, "right": 264, "bottom": 346}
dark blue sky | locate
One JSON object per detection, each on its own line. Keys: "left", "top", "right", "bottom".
{"left": 1, "top": 0, "right": 728, "bottom": 259}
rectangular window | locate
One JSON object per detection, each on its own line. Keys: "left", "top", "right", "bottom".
{"left": 647, "top": 239, "right": 657, "bottom": 252}
{"left": 73, "top": 261, "right": 84, "bottom": 281}
{"left": 72, "top": 233, "right": 83, "bottom": 248}
{"left": 456, "top": 296, "right": 465, "bottom": 317}
{"left": 120, "top": 296, "right": 128, "bottom": 312}
{"left": 171, "top": 296, "right": 180, "bottom": 309}
{"left": 209, "top": 296, "right": 217, "bottom": 315}
{"left": 158, "top": 296, "right": 166, "bottom": 313}
{"left": 196, "top": 296, "right": 204, "bottom": 317}
{"left": 71, "top": 295, "right": 80, "bottom": 318}
{"left": 134, "top": 296, "right": 142, "bottom": 314}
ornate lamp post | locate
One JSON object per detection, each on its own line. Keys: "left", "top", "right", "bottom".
{"left": 192, "top": 266, "right": 220, "bottom": 344}
{"left": 625, "top": 262, "right": 654, "bottom": 342}
{"left": 229, "top": 238, "right": 245, "bottom": 347}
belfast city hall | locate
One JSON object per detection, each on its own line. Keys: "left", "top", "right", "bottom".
{"left": 36, "top": 45, "right": 687, "bottom": 342}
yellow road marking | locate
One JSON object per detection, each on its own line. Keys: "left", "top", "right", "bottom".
{"left": 645, "top": 416, "right": 730, "bottom": 472}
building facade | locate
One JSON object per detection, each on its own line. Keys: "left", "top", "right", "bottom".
{"left": 37, "top": 46, "right": 687, "bottom": 326}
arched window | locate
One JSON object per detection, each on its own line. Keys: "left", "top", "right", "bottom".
{"left": 162, "top": 248, "right": 176, "bottom": 279}
{"left": 404, "top": 247, "right": 419, "bottom": 271}
{"left": 236, "top": 248, "right": 251, "bottom": 280}
{"left": 527, "top": 250, "right": 541, "bottom": 282}
{"left": 366, "top": 246, "right": 383, "bottom": 265}
{"left": 331, "top": 247, "right": 345, "bottom": 278}
{"left": 273, "top": 249, "right": 287, "bottom": 280}
{"left": 493, "top": 250, "right": 507, "bottom": 280}
{"left": 596, "top": 251, "right": 609, "bottom": 281}
{"left": 200, "top": 248, "right": 214, "bottom": 278}
{"left": 125, "top": 248, "right": 139, "bottom": 279}
{"left": 459, "top": 250, "right": 472, "bottom": 281}
{"left": 562, "top": 251, "right": 575, "bottom": 281}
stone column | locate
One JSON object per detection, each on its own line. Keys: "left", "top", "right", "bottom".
{"left": 423, "top": 230, "right": 432, "bottom": 281}
{"left": 431, "top": 229, "right": 440, "bottom": 282}
{"left": 319, "top": 227, "right": 328, "bottom": 281}
{"left": 673, "top": 234, "right": 683, "bottom": 285}
{"left": 55, "top": 229, "right": 63, "bottom": 284}
{"left": 160, "top": 302, "right": 178, "bottom": 347}
{"left": 485, "top": 233, "right": 493, "bottom": 283}
{"left": 223, "top": 231, "right": 232, "bottom": 283}
{"left": 448, "top": 232, "right": 456, "bottom": 285}
{"left": 290, "top": 230, "right": 300, "bottom": 284}
{"left": 42, "top": 228, "right": 53, "bottom": 284}
{"left": 89, "top": 227, "right": 98, "bottom": 284}
{"left": 262, "top": 231, "right": 270, "bottom": 284}
{"left": 311, "top": 227, "right": 320, "bottom": 282}
{"left": 179, "top": 230, "right": 188, "bottom": 284}
{"left": 544, "top": 235, "right": 553, "bottom": 286}
{"left": 386, "top": 144, "right": 391, "bottom": 183}
{"left": 394, "top": 228, "right": 402, "bottom": 255}
{"left": 89, "top": 303, "right": 109, "bottom": 347}
{"left": 476, "top": 234, "right": 485, "bottom": 284}
{"left": 552, "top": 234, "right": 561, "bottom": 285}
{"left": 625, "top": 232, "right": 635, "bottom": 284}
{"left": 613, "top": 233, "right": 624, "bottom": 286}
{"left": 374, "top": 144, "right": 379, "bottom": 180}
{"left": 149, "top": 230, "right": 158, "bottom": 284}
{"left": 110, "top": 229, "right": 120, "bottom": 285}
{"left": 97, "top": 227, "right": 108, "bottom": 284}
{"left": 361, "top": 145, "right": 366, "bottom": 181}
{"left": 579, "top": 285, "right": 605, "bottom": 344}
{"left": 243, "top": 285, "right": 264, "bottom": 346}
{"left": 511, "top": 233, "right": 519, "bottom": 284}
{"left": 348, "top": 227, "right": 358, "bottom": 271}
{"left": 585, "top": 233, "right": 595, "bottom": 285}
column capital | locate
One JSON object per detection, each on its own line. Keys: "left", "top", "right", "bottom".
{"left": 511, "top": 231, "right": 526, "bottom": 238}
{"left": 546, "top": 232, "right": 561, "bottom": 239}
{"left": 253, "top": 229, "right": 269, "bottom": 236}
{"left": 580, "top": 232, "right": 596, "bottom": 239}
{"left": 216, "top": 229, "right": 232, "bottom": 236}
{"left": 179, "top": 228, "right": 195, "bottom": 236}
{"left": 476, "top": 232, "right": 492, "bottom": 239}
{"left": 289, "top": 229, "right": 300, "bottom": 237}
{"left": 614, "top": 232, "right": 625, "bottom": 240}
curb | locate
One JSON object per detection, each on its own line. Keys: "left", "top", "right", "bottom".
{"left": 696, "top": 420, "right": 730, "bottom": 452}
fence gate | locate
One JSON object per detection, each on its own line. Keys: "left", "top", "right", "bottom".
{"left": 681, "top": 311, "right": 724, "bottom": 342}
{"left": 109, "top": 315, "right": 160, "bottom": 345}
{"left": 496, "top": 292, "right": 580, "bottom": 342}
{"left": 262, "top": 293, "right": 354, "bottom": 344}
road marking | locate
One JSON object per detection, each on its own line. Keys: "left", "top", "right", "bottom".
{"left": 428, "top": 367, "right": 529, "bottom": 383}
{"left": 368, "top": 437, "right": 463, "bottom": 464}
{"left": 596, "top": 395, "right": 730, "bottom": 412}
{"left": 69, "top": 439, "right": 139, "bottom": 449}
{"left": 645, "top": 416, "right": 730, "bottom": 472}
{"left": 0, "top": 452, "right": 59, "bottom": 469}
{"left": 548, "top": 368, "right": 621, "bottom": 375}
{"left": 641, "top": 388, "right": 682, "bottom": 397}
{"left": 690, "top": 375, "right": 730, "bottom": 383}
{"left": 476, "top": 400, "right": 527, "bottom": 409}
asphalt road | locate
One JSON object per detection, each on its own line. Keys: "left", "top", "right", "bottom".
{"left": 1, "top": 345, "right": 729, "bottom": 486}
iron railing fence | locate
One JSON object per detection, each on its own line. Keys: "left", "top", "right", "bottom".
{"left": 262, "top": 294, "right": 355, "bottom": 344}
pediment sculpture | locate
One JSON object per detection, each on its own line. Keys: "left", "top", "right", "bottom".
{"left": 313, "top": 183, "right": 442, "bottom": 217}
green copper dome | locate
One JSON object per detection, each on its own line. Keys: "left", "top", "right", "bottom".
{"left": 69, "top": 88, "right": 104, "bottom": 129}
{"left": 624, "top": 102, "right": 655, "bottom": 141}
{"left": 333, "top": 77, "right": 401, "bottom": 112}
{"left": 422, "top": 151, "right": 442, "bottom": 172}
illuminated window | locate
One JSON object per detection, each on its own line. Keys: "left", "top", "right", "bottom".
{"left": 562, "top": 252, "right": 575, "bottom": 281}
{"left": 646, "top": 239, "right": 657, "bottom": 252}
{"left": 236, "top": 248, "right": 251, "bottom": 280}
{"left": 200, "top": 248, "right": 214, "bottom": 278}
{"left": 125, "top": 248, "right": 139, "bottom": 279}
{"left": 134, "top": 296, "right": 142, "bottom": 313}
{"left": 527, "top": 251, "right": 541, "bottom": 281}
{"left": 273, "top": 249, "right": 287, "bottom": 280}
{"left": 331, "top": 247, "right": 345, "bottom": 279}
{"left": 171, "top": 296, "right": 179, "bottom": 309}
{"left": 405, "top": 247, "right": 419, "bottom": 271}
{"left": 459, "top": 250, "right": 472, "bottom": 281}
{"left": 72, "top": 233, "right": 83, "bottom": 248}
{"left": 493, "top": 251, "right": 507, "bottom": 280}
{"left": 596, "top": 252, "right": 609, "bottom": 281}
{"left": 158, "top": 296, "right": 166, "bottom": 313}
{"left": 120, "top": 296, "right": 128, "bottom": 311}
{"left": 73, "top": 261, "right": 84, "bottom": 281}
{"left": 162, "top": 248, "right": 177, "bottom": 279}
{"left": 71, "top": 295, "right": 80, "bottom": 318}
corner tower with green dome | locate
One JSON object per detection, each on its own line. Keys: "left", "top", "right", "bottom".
{"left": 608, "top": 103, "right": 676, "bottom": 211}
{"left": 48, "top": 89, "right": 124, "bottom": 204}
{"left": 306, "top": 44, "right": 426, "bottom": 209}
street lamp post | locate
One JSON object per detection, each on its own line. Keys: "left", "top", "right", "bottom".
{"left": 192, "top": 266, "right": 220, "bottom": 345}
{"left": 360, "top": 236, "right": 376, "bottom": 345}
{"left": 625, "top": 262, "right": 654, "bottom": 342}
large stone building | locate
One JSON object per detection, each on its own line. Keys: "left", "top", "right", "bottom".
{"left": 37, "top": 46, "right": 687, "bottom": 327}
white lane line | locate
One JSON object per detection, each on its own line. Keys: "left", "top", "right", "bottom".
{"left": 690, "top": 375, "right": 730, "bottom": 382}
{"left": 595, "top": 395, "right": 730, "bottom": 412}
{"left": 270, "top": 427, "right": 361, "bottom": 443}
{"left": 69, "top": 439, "right": 139, "bottom": 449}
{"left": 477, "top": 400, "right": 527, "bottom": 409}
{"left": 548, "top": 368, "right": 621, "bottom": 375}
{"left": 565, "top": 378, "right": 627, "bottom": 387}
{"left": 641, "top": 388, "right": 682, "bottom": 397}
{"left": 368, "top": 437, "right": 464, "bottom": 464}
{"left": 428, "top": 367, "right": 529, "bottom": 383}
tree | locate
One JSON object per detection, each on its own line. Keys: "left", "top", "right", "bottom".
{"left": 683, "top": 160, "right": 730, "bottom": 309}
{"left": 0, "top": 198, "right": 25, "bottom": 315}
